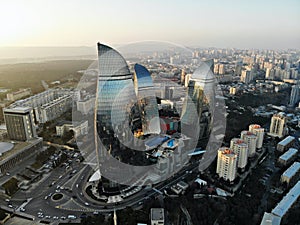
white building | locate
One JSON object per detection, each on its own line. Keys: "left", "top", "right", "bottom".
{"left": 230, "top": 138, "right": 248, "bottom": 169}
{"left": 56, "top": 121, "right": 88, "bottom": 138}
{"left": 6, "top": 88, "right": 31, "bottom": 102}
{"left": 241, "top": 131, "right": 257, "bottom": 157}
{"left": 151, "top": 208, "right": 164, "bottom": 225}
{"left": 269, "top": 113, "right": 287, "bottom": 138}
{"left": 216, "top": 147, "right": 237, "bottom": 182}
{"left": 249, "top": 124, "right": 264, "bottom": 149}
{"left": 8, "top": 89, "right": 74, "bottom": 124}
{"left": 77, "top": 97, "right": 95, "bottom": 115}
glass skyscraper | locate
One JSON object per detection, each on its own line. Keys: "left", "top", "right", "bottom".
{"left": 181, "top": 59, "right": 215, "bottom": 140}
{"left": 134, "top": 64, "right": 160, "bottom": 135}
{"left": 97, "top": 43, "right": 136, "bottom": 138}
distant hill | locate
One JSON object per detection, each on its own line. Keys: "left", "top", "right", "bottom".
{"left": 0, "top": 46, "right": 97, "bottom": 64}
{"left": 0, "top": 60, "right": 93, "bottom": 94}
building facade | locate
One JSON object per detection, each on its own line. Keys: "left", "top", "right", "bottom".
{"left": 241, "top": 130, "right": 257, "bottom": 157}
{"left": 249, "top": 124, "right": 264, "bottom": 149}
{"left": 4, "top": 107, "right": 36, "bottom": 141}
{"left": 134, "top": 64, "right": 160, "bottom": 135}
{"left": 269, "top": 113, "right": 287, "bottom": 138}
{"left": 230, "top": 138, "right": 248, "bottom": 169}
{"left": 97, "top": 43, "right": 137, "bottom": 137}
{"left": 216, "top": 147, "right": 237, "bottom": 182}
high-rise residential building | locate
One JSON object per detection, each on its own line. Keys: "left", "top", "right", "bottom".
{"left": 240, "top": 69, "right": 253, "bottom": 84}
{"left": 230, "top": 138, "right": 248, "bottom": 169}
{"left": 181, "top": 59, "right": 215, "bottom": 140}
{"left": 265, "top": 68, "right": 275, "bottom": 80}
{"left": 216, "top": 147, "right": 237, "bottom": 182}
{"left": 218, "top": 63, "right": 225, "bottom": 75}
{"left": 96, "top": 43, "right": 137, "bottom": 136}
{"left": 134, "top": 64, "right": 160, "bottom": 135}
{"left": 4, "top": 107, "right": 36, "bottom": 141}
{"left": 289, "top": 84, "right": 299, "bottom": 107}
{"left": 269, "top": 113, "right": 287, "bottom": 138}
{"left": 229, "top": 87, "right": 237, "bottom": 95}
{"left": 180, "top": 69, "right": 186, "bottom": 84}
{"left": 241, "top": 131, "right": 257, "bottom": 157}
{"left": 249, "top": 124, "right": 264, "bottom": 149}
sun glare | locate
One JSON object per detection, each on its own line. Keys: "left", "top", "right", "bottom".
{"left": 0, "top": 2, "right": 38, "bottom": 46}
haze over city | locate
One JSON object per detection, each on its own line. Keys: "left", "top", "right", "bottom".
{"left": 0, "top": 1, "right": 300, "bottom": 225}
{"left": 0, "top": 0, "right": 299, "bottom": 50}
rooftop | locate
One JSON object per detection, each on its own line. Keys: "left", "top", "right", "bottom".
{"left": 278, "top": 136, "right": 295, "bottom": 146}
{"left": 282, "top": 162, "right": 300, "bottom": 179}
{"left": 260, "top": 212, "right": 281, "bottom": 225}
{"left": 279, "top": 148, "right": 298, "bottom": 162}
{"left": 151, "top": 208, "right": 164, "bottom": 221}
{"left": 272, "top": 181, "right": 300, "bottom": 218}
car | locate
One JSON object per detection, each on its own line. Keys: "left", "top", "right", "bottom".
{"left": 38, "top": 214, "right": 44, "bottom": 218}
{"left": 8, "top": 204, "right": 13, "bottom": 208}
{"left": 44, "top": 196, "right": 48, "bottom": 200}
{"left": 68, "top": 215, "right": 77, "bottom": 219}
{"left": 84, "top": 202, "right": 89, "bottom": 206}
{"left": 60, "top": 216, "right": 66, "bottom": 220}
{"left": 20, "top": 208, "right": 25, "bottom": 212}
{"left": 76, "top": 184, "right": 79, "bottom": 188}
{"left": 5, "top": 199, "right": 10, "bottom": 202}
{"left": 93, "top": 211, "right": 99, "bottom": 215}
{"left": 53, "top": 216, "right": 59, "bottom": 220}
{"left": 6, "top": 172, "right": 10, "bottom": 176}
{"left": 45, "top": 215, "right": 51, "bottom": 219}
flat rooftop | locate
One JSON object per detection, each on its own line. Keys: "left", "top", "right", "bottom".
{"left": 0, "top": 138, "right": 42, "bottom": 162}
{"left": 4, "top": 106, "right": 32, "bottom": 114}
{"left": 282, "top": 162, "right": 300, "bottom": 179}
{"left": 278, "top": 136, "right": 295, "bottom": 146}
{"left": 151, "top": 208, "right": 164, "bottom": 221}
{"left": 279, "top": 148, "right": 298, "bottom": 161}
{"left": 272, "top": 181, "right": 300, "bottom": 218}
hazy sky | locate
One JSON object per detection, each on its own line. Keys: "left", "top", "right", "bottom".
{"left": 0, "top": 0, "right": 299, "bottom": 49}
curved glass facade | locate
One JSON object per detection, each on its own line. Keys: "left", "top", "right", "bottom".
{"left": 134, "top": 64, "right": 160, "bottom": 135}
{"left": 97, "top": 43, "right": 136, "bottom": 135}
{"left": 181, "top": 59, "right": 215, "bottom": 139}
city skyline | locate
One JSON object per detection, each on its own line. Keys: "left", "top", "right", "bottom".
{"left": 0, "top": 0, "right": 299, "bottom": 49}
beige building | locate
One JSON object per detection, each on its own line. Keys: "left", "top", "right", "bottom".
{"left": 249, "top": 124, "right": 264, "bottom": 149}
{"left": 241, "top": 131, "right": 257, "bottom": 157}
{"left": 216, "top": 147, "right": 237, "bottom": 182}
{"left": 269, "top": 113, "right": 286, "bottom": 138}
{"left": 230, "top": 138, "right": 248, "bottom": 169}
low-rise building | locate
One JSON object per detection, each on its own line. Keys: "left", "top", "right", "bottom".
{"left": 278, "top": 148, "right": 298, "bottom": 166}
{"left": 151, "top": 208, "right": 164, "bottom": 225}
{"left": 56, "top": 121, "right": 88, "bottom": 138}
{"left": 0, "top": 138, "right": 43, "bottom": 174}
{"left": 272, "top": 181, "right": 300, "bottom": 219}
{"left": 280, "top": 162, "right": 300, "bottom": 186}
{"left": 277, "top": 136, "right": 295, "bottom": 152}
{"left": 6, "top": 88, "right": 31, "bottom": 101}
